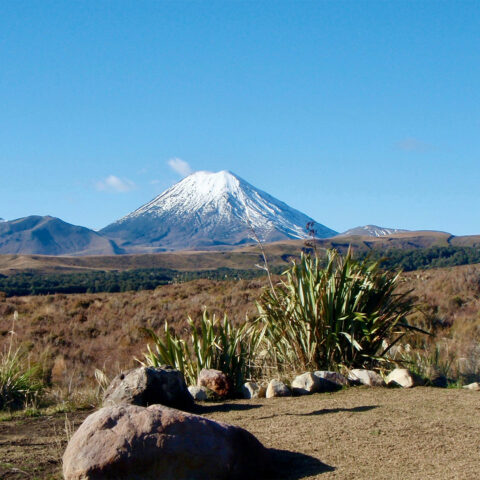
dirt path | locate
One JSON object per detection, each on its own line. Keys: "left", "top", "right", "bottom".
{"left": 1, "top": 387, "right": 479, "bottom": 479}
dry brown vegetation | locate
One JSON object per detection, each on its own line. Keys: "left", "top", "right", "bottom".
{"left": 1, "top": 262, "right": 480, "bottom": 394}
{"left": 399, "top": 264, "right": 480, "bottom": 381}
{"left": 0, "top": 279, "right": 265, "bottom": 390}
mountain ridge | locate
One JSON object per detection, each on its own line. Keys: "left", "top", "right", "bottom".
{"left": 337, "top": 224, "right": 409, "bottom": 237}
{"left": 0, "top": 215, "right": 121, "bottom": 256}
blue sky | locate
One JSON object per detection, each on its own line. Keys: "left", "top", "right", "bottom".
{"left": 1, "top": 1, "right": 479, "bottom": 234}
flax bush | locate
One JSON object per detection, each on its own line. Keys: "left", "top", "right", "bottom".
{"left": 257, "top": 249, "right": 422, "bottom": 373}
{"left": 139, "top": 310, "right": 262, "bottom": 391}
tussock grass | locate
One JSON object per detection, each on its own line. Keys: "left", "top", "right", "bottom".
{"left": 0, "top": 312, "right": 45, "bottom": 411}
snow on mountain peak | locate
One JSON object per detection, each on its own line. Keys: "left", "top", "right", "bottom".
{"left": 102, "top": 170, "right": 337, "bottom": 251}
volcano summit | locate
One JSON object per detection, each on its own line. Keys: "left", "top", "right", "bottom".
{"left": 101, "top": 170, "right": 336, "bottom": 252}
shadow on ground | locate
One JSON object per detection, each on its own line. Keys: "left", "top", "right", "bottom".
{"left": 193, "top": 403, "right": 263, "bottom": 414}
{"left": 257, "top": 404, "right": 378, "bottom": 421}
{"left": 266, "top": 449, "right": 335, "bottom": 479}
{"left": 297, "top": 405, "right": 378, "bottom": 416}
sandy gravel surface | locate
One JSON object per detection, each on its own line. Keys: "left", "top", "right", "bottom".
{"left": 0, "top": 387, "right": 479, "bottom": 479}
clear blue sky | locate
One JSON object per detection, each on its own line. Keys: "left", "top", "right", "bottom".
{"left": 1, "top": 1, "right": 479, "bottom": 234}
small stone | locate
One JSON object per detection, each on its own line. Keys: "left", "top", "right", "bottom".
{"left": 348, "top": 369, "right": 385, "bottom": 387}
{"left": 266, "top": 379, "right": 291, "bottom": 398}
{"left": 241, "top": 382, "right": 261, "bottom": 399}
{"left": 291, "top": 372, "right": 322, "bottom": 395}
{"left": 197, "top": 369, "right": 232, "bottom": 398}
{"left": 386, "top": 368, "right": 424, "bottom": 388}
{"left": 313, "top": 371, "right": 349, "bottom": 391}
{"left": 188, "top": 385, "right": 208, "bottom": 401}
{"left": 463, "top": 382, "right": 480, "bottom": 391}
{"left": 424, "top": 366, "right": 448, "bottom": 388}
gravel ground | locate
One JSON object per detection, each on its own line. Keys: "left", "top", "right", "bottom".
{"left": 1, "top": 387, "right": 479, "bottom": 479}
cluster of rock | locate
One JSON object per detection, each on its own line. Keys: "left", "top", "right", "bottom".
{"left": 64, "top": 366, "right": 272, "bottom": 480}
{"left": 63, "top": 364, "right": 468, "bottom": 479}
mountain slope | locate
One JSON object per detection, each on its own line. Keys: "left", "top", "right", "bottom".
{"left": 337, "top": 225, "right": 409, "bottom": 237}
{"left": 0, "top": 216, "right": 121, "bottom": 256}
{"left": 101, "top": 170, "right": 337, "bottom": 251}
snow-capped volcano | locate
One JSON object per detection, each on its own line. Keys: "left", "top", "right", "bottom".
{"left": 101, "top": 170, "right": 337, "bottom": 251}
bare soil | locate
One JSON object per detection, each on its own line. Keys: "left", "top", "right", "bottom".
{"left": 1, "top": 387, "right": 479, "bottom": 479}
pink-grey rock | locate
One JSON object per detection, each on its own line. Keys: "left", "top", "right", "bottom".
{"left": 266, "top": 379, "right": 291, "bottom": 398}
{"left": 313, "top": 371, "right": 349, "bottom": 391}
{"left": 197, "top": 368, "right": 232, "bottom": 398}
{"left": 348, "top": 369, "right": 385, "bottom": 387}
{"left": 386, "top": 368, "right": 424, "bottom": 388}
{"left": 291, "top": 372, "right": 322, "bottom": 395}
{"left": 103, "top": 366, "right": 194, "bottom": 411}
{"left": 63, "top": 404, "right": 270, "bottom": 480}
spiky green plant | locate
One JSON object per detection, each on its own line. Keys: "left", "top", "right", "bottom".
{"left": 0, "top": 312, "right": 44, "bottom": 410}
{"left": 139, "top": 310, "right": 263, "bottom": 391}
{"left": 257, "top": 249, "right": 423, "bottom": 373}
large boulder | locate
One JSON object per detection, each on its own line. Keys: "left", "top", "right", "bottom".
{"left": 266, "top": 379, "right": 291, "bottom": 398}
{"left": 291, "top": 372, "right": 322, "bottom": 395}
{"left": 386, "top": 368, "right": 424, "bottom": 388}
{"left": 197, "top": 369, "right": 232, "bottom": 398}
{"left": 103, "top": 366, "right": 194, "bottom": 411}
{"left": 348, "top": 369, "right": 385, "bottom": 387}
{"left": 63, "top": 404, "right": 271, "bottom": 480}
{"left": 313, "top": 371, "right": 349, "bottom": 391}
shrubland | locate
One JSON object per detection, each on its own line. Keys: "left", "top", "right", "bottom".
{"left": 1, "top": 251, "right": 480, "bottom": 411}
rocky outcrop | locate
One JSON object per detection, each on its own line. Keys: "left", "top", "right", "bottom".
{"left": 197, "top": 369, "right": 232, "bottom": 398}
{"left": 103, "top": 366, "right": 194, "bottom": 411}
{"left": 63, "top": 404, "right": 271, "bottom": 480}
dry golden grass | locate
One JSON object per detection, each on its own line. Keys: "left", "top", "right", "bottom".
{"left": 0, "top": 279, "right": 266, "bottom": 389}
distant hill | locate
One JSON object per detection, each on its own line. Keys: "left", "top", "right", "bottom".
{"left": 337, "top": 225, "right": 409, "bottom": 237}
{"left": 2, "top": 230, "right": 480, "bottom": 276}
{"left": 101, "top": 170, "right": 337, "bottom": 252}
{"left": 0, "top": 216, "right": 121, "bottom": 256}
